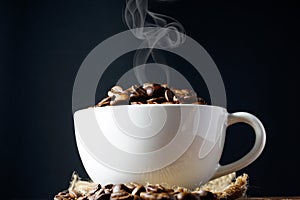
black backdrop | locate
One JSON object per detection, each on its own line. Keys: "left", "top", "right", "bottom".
{"left": 1, "top": 0, "right": 299, "bottom": 199}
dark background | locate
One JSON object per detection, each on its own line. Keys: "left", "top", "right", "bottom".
{"left": 1, "top": 0, "right": 299, "bottom": 199}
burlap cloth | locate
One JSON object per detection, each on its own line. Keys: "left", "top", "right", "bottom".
{"left": 54, "top": 172, "right": 248, "bottom": 200}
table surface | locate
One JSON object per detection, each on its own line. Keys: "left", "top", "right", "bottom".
{"left": 239, "top": 197, "right": 300, "bottom": 200}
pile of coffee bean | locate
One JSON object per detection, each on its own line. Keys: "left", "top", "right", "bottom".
{"left": 54, "top": 182, "right": 217, "bottom": 200}
{"left": 95, "top": 83, "right": 206, "bottom": 107}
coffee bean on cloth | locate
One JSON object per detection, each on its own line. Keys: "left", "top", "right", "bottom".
{"left": 54, "top": 172, "right": 248, "bottom": 200}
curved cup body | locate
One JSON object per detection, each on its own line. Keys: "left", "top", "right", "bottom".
{"left": 74, "top": 104, "right": 265, "bottom": 188}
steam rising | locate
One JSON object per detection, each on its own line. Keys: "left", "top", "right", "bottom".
{"left": 124, "top": 0, "right": 186, "bottom": 84}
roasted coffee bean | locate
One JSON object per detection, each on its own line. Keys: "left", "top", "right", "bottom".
{"left": 104, "top": 184, "right": 114, "bottom": 189}
{"left": 172, "top": 95, "right": 180, "bottom": 103}
{"left": 146, "top": 184, "right": 167, "bottom": 193}
{"left": 133, "top": 195, "right": 141, "bottom": 200}
{"left": 129, "top": 93, "right": 141, "bottom": 102}
{"left": 101, "top": 184, "right": 113, "bottom": 194}
{"left": 137, "top": 88, "right": 148, "bottom": 98}
{"left": 111, "top": 195, "right": 134, "bottom": 200}
{"left": 152, "top": 84, "right": 165, "bottom": 98}
{"left": 132, "top": 85, "right": 147, "bottom": 97}
{"left": 129, "top": 86, "right": 147, "bottom": 102}
{"left": 111, "top": 191, "right": 128, "bottom": 197}
{"left": 124, "top": 182, "right": 136, "bottom": 193}
{"left": 124, "top": 182, "right": 140, "bottom": 191}
{"left": 111, "top": 191, "right": 133, "bottom": 200}
{"left": 164, "top": 89, "right": 174, "bottom": 102}
{"left": 140, "top": 192, "right": 155, "bottom": 200}
{"left": 144, "top": 86, "right": 154, "bottom": 97}
{"left": 112, "top": 184, "right": 131, "bottom": 193}
{"left": 142, "top": 83, "right": 165, "bottom": 97}
{"left": 147, "top": 97, "right": 166, "bottom": 104}
{"left": 140, "top": 192, "right": 173, "bottom": 200}
{"left": 131, "top": 85, "right": 139, "bottom": 92}
{"left": 77, "top": 196, "right": 89, "bottom": 200}
{"left": 175, "top": 192, "right": 200, "bottom": 200}
{"left": 103, "top": 189, "right": 112, "bottom": 194}
{"left": 90, "top": 189, "right": 105, "bottom": 199}
{"left": 131, "top": 185, "right": 146, "bottom": 196}
{"left": 93, "top": 193, "right": 111, "bottom": 200}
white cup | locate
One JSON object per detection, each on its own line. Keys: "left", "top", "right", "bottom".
{"left": 74, "top": 104, "right": 266, "bottom": 188}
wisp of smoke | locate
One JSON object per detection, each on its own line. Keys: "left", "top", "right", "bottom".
{"left": 124, "top": 0, "right": 186, "bottom": 84}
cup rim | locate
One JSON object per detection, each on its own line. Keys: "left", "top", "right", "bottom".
{"left": 75, "top": 104, "right": 227, "bottom": 114}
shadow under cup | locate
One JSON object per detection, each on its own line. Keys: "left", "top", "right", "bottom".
{"left": 74, "top": 104, "right": 266, "bottom": 188}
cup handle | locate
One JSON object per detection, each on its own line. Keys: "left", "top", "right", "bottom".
{"left": 211, "top": 112, "right": 266, "bottom": 180}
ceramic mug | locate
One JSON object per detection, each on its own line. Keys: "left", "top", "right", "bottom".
{"left": 74, "top": 104, "right": 266, "bottom": 188}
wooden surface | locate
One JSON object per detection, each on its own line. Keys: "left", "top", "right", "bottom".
{"left": 239, "top": 197, "right": 300, "bottom": 200}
